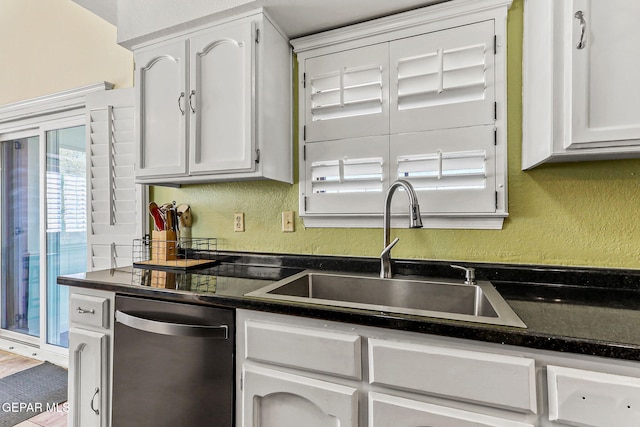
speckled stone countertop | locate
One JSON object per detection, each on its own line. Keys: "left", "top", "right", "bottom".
{"left": 57, "top": 251, "right": 640, "bottom": 361}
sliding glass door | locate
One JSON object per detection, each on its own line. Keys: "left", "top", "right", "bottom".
{"left": 1, "top": 121, "right": 86, "bottom": 350}
{"left": 1, "top": 136, "right": 41, "bottom": 337}
{"left": 45, "top": 126, "right": 87, "bottom": 347}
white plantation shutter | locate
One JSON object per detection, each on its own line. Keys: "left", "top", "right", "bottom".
{"left": 390, "top": 125, "right": 496, "bottom": 214}
{"left": 86, "top": 88, "right": 147, "bottom": 271}
{"left": 304, "top": 136, "right": 388, "bottom": 214}
{"left": 390, "top": 20, "right": 495, "bottom": 134}
{"left": 305, "top": 43, "right": 389, "bottom": 142}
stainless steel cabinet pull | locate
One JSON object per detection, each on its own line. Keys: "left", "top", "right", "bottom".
{"left": 76, "top": 307, "right": 95, "bottom": 314}
{"left": 189, "top": 90, "right": 196, "bottom": 113}
{"left": 178, "top": 92, "right": 186, "bottom": 115}
{"left": 115, "top": 310, "right": 228, "bottom": 339}
{"left": 575, "top": 11, "right": 587, "bottom": 49}
{"left": 90, "top": 387, "right": 100, "bottom": 415}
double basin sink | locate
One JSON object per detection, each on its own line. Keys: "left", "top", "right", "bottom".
{"left": 246, "top": 270, "right": 526, "bottom": 328}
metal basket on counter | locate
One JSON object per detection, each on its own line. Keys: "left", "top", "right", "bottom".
{"left": 131, "top": 235, "right": 218, "bottom": 290}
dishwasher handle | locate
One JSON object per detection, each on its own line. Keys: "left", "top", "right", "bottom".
{"left": 115, "top": 310, "right": 228, "bottom": 339}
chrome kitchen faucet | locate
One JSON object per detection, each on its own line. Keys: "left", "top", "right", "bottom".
{"left": 381, "top": 180, "right": 423, "bottom": 278}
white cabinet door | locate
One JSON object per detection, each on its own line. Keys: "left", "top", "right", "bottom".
{"left": 68, "top": 328, "right": 109, "bottom": 427}
{"left": 522, "top": 0, "right": 640, "bottom": 168}
{"left": 135, "top": 39, "right": 188, "bottom": 177}
{"left": 369, "top": 392, "right": 534, "bottom": 427}
{"left": 242, "top": 364, "right": 358, "bottom": 427}
{"left": 567, "top": 0, "right": 640, "bottom": 149}
{"left": 390, "top": 20, "right": 495, "bottom": 134}
{"left": 304, "top": 43, "right": 389, "bottom": 143}
{"left": 189, "top": 21, "right": 256, "bottom": 174}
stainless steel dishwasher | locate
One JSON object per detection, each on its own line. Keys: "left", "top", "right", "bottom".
{"left": 112, "top": 295, "right": 234, "bottom": 427}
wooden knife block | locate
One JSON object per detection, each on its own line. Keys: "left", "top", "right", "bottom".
{"left": 150, "top": 230, "right": 177, "bottom": 289}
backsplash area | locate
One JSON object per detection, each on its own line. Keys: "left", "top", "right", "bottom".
{"left": 151, "top": 0, "right": 640, "bottom": 269}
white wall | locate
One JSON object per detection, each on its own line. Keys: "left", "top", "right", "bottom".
{"left": 0, "top": 0, "right": 133, "bottom": 106}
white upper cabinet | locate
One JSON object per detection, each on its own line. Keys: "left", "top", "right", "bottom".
{"left": 134, "top": 10, "right": 292, "bottom": 185}
{"left": 522, "top": 0, "right": 640, "bottom": 169}
{"left": 293, "top": 0, "right": 512, "bottom": 229}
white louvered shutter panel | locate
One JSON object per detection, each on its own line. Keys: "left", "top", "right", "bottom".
{"left": 390, "top": 20, "right": 495, "bottom": 134}
{"left": 304, "top": 136, "right": 388, "bottom": 214}
{"left": 86, "top": 88, "right": 147, "bottom": 271}
{"left": 390, "top": 125, "right": 496, "bottom": 214}
{"left": 305, "top": 43, "right": 389, "bottom": 142}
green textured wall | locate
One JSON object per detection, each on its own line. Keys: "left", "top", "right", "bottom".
{"left": 152, "top": 0, "right": 640, "bottom": 269}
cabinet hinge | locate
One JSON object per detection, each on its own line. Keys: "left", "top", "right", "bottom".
{"left": 255, "top": 149, "right": 261, "bottom": 164}
{"left": 494, "top": 35, "right": 497, "bottom": 54}
{"left": 255, "top": 29, "right": 260, "bottom": 44}
{"left": 494, "top": 128, "right": 497, "bottom": 146}
{"left": 303, "top": 125, "right": 306, "bottom": 141}
{"left": 495, "top": 191, "right": 499, "bottom": 209}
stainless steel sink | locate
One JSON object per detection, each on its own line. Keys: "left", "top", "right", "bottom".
{"left": 246, "top": 271, "right": 526, "bottom": 328}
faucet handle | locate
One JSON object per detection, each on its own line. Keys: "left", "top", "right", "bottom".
{"left": 381, "top": 237, "right": 400, "bottom": 257}
{"left": 451, "top": 265, "right": 476, "bottom": 285}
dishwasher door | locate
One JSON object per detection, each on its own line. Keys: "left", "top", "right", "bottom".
{"left": 112, "top": 295, "right": 234, "bottom": 427}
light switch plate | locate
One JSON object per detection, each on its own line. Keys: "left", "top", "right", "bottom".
{"left": 234, "top": 212, "right": 245, "bottom": 232}
{"left": 282, "top": 211, "right": 294, "bottom": 232}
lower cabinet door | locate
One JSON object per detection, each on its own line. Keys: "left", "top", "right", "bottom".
{"left": 68, "top": 328, "right": 108, "bottom": 427}
{"left": 369, "top": 392, "right": 534, "bottom": 427}
{"left": 242, "top": 364, "right": 358, "bottom": 427}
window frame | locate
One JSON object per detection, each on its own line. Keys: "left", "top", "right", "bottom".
{"left": 292, "top": 0, "right": 512, "bottom": 230}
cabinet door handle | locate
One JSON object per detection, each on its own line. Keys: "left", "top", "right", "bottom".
{"left": 189, "top": 90, "right": 196, "bottom": 113}
{"left": 178, "top": 92, "right": 186, "bottom": 115}
{"left": 76, "top": 307, "right": 95, "bottom": 315}
{"left": 575, "top": 11, "right": 587, "bottom": 49}
{"left": 90, "top": 387, "right": 100, "bottom": 415}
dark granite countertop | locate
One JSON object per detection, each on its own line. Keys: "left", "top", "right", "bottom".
{"left": 57, "top": 251, "right": 640, "bottom": 361}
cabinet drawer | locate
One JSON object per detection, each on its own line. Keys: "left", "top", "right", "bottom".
{"left": 368, "top": 338, "right": 536, "bottom": 413}
{"left": 369, "top": 392, "right": 534, "bottom": 427}
{"left": 548, "top": 365, "right": 640, "bottom": 427}
{"left": 245, "top": 320, "right": 362, "bottom": 379}
{"left": 70, "top": 293, "right": 110, "bottom": 329}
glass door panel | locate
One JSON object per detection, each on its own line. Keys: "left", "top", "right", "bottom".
{"left": 46, "top": 125, "right": 86, "bottom": 347}
{"left": 1, "top": 136, "right": 41, "bottom": 337}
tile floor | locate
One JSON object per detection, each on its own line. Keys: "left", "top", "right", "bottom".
{"left": 0, "top": 350, "right": 68, "bottom": 427}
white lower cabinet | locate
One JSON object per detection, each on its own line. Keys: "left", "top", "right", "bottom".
{"left": 68, "top": 288, "right": 115, "bottom": 427}
{"left": 237, "top": 309, "right": 640, "bottom": 426}
{"left": 236, "top": 310, "right": 538, "bottom": 427}
{"left": 242, "top": 364, "right": 358, "bottom": 427}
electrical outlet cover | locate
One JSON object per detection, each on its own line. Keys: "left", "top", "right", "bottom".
{"left": 234, "top": 212, "right": 245, "bottom": 232}
{"left": 282, "top": 211, "right": 295, "bottom": 232}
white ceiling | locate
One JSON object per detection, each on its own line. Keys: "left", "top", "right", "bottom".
{"left": 73, "top": 0, "right": 448, "bottom": 46}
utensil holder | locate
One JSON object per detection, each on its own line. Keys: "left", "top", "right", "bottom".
{"left": 151, "top": 230, "right": 177, "bottom": 261}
